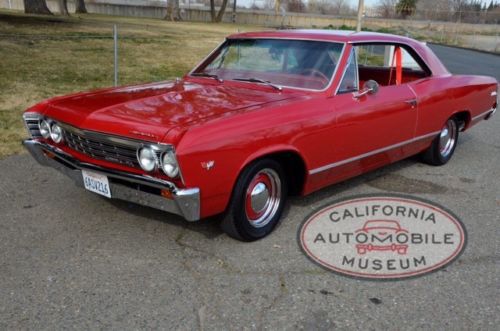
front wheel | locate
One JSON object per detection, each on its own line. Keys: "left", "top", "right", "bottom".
{"left": 421, "top": 118, "right": 459, "bottom": 166}
{"left": 221, "top": 159, "right": 288, "bottom": 241}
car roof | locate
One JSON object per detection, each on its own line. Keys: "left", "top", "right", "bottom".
{"left": 228, "top": 29, "right": 418, "bottom": 44}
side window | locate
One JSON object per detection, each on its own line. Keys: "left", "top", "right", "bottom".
{"left": 338, "top": 49, "right": 358, "bottom": 93}
{"left": 355, "top": 44, "right": 429, "bottom": 87}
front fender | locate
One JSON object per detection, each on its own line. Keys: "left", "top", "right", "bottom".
{"left": 176, "top": 142, "right": 308, "bottom": 218}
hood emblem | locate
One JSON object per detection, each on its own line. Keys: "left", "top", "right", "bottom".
{"left": 201, "top": 160, "right": 215, "bottom": 171}
{"left": 129, "top": 131, "right": 158, "bottom": 140}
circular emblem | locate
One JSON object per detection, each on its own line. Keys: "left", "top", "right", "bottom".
{"left": 299, "top": 195, "right": 467, "bottom": 280}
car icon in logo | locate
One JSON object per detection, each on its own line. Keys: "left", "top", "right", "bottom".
{"left": 355, "top": 220, "right": 409, "bottom": 255}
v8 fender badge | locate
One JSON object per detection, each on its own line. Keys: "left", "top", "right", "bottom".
{"left": 201, "top": 160, "right": 215, "bottom": 170}
{"left": 298, "top": 195, "right": 467, "bottom": 280}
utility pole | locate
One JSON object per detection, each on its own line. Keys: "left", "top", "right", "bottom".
{"left": 356, "top": 0, "right": 364, "bottom": 32}
{"left": 113, "top": 25, "right": 118, "bottom": 87}
{"left": 232, "top": 0, "right": 237, "bottom": 23}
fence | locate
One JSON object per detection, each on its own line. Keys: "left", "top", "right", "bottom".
{"left": 0, "top": 0, "right": 499, "bottom": 52}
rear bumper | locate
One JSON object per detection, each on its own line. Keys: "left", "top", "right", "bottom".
{"left": 23, "top": 139, "right": 200, "bottom": 221}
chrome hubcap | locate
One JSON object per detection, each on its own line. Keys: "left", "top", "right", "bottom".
{"left": 250, "top": 183, "right": 269, "bottom": 213}
{"left": 439, "top": 120, "right": 457, "bottom": 158}
{"left": 245, "top": 169, "right": 281, "bottom": 228}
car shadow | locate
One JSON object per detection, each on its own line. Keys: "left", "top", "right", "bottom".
{"left": 107, "top": 199, "right": 224, "bottom": 240}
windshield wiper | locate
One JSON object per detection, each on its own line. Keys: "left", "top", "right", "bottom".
{"left": 191, "top": 72, "right": 223, "bottom": 82}
{"left": 233, "top": 77, "right": 283, "bottom": 91}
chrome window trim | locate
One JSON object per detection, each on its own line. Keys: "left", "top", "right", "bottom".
{"left": 308, "top": 131, "right": 440, "bottom": 175}
{"left": 189, "top": 37, "right": 347, "bottom": 93}
{"left": 335, "top": 46, "right": 359, "bottom": 95}
{"left": 347, "top": 40, "right": 434, "bottom": 77}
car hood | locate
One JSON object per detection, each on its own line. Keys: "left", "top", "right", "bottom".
{"left": 43, "top": 80, "right": 296, "bottom": 143}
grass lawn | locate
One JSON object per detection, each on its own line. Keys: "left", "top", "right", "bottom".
{"left": 0, "top": 10, "right": 263, "bottom": 158}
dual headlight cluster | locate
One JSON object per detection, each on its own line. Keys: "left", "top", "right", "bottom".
{"left": 137, "top": 146, "right": 179, "bottom": 178}
{"left": 39, "top": 119, "right": 64, "bottom": 144}
{"left": 39, "top": 119, "right": 179, "bottom": 178}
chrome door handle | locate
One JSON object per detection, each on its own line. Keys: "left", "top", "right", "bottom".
{"left": 405, "top": 99, "right": 417, "bottom": 108}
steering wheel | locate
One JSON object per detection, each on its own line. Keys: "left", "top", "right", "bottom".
{"left": 299, "top": 69, "right": 330, "bottom": 84}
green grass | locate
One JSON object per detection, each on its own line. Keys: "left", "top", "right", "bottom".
{"left": 0, "top": 10, "right": 263, "bottom": 158}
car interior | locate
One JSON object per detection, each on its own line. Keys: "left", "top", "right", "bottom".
{"left": 356, "top": 44, "right": 430, "bottom": 88}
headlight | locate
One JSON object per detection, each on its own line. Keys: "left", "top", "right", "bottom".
{"left": 50, "top": 123, "right": 63, "bottom": 143}
{"left": 39, "top": 120, "right": 51, "bottom": 139}
{"left": 137, "top": 147, "right": 158, "bottom": 172}
{"left": 161, "top": 150, "right": 179, "bottom": 178}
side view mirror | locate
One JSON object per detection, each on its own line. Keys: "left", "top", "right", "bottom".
{"left": 353, "top": 80, "right": 379, "bottom": 98}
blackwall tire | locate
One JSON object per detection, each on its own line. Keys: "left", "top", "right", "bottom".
{"left": 220, "top": 159, "right": 288, "bottom": 241}
{"left": 421, "top": 118, "right": 459, "bottom": 166}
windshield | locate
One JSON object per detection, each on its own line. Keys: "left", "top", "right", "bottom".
{"left": 192, "top": 39, "right": 344, "bottom": 90}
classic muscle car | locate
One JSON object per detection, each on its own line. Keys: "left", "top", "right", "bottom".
{"left": 22, "top": 30, "right": 498, "bottom": 241}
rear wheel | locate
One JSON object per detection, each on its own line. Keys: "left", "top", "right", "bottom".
{"left": 221, "top": 159, "right": 287, "bottom": 241}
{"left": 421, "top": 118, "right": 459, "bottom": 166}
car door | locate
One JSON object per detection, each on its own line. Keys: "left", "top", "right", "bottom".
{"left": 318, "top": 44, "right": 418, "bottom": 181}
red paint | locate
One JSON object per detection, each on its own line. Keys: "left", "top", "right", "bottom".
{"left": 24, "top": 30, "right": 498, "bottom": 219}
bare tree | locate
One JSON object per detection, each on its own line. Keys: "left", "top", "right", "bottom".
{"left": 286, "top": 0, "right": 306, "bottom": 12}
{"left": 165, "top": 0, "right": 182, "bottom": 21}
{"left": 209, "top": 0, "right": 230, "bottom": 22}
{"left": 275, "top": 0, "right": 281, "bottom": 14}
{"left": 415, "top": 0, "right": 450, "bottom": 20}
{"left": 332, "top": 0, "right": 346, "bottom": 14}
{"left": 58, "top": 0, "right": 70, "bottom": 15}
{"left": 75, "top": 0, "right": 87, "bottom": 14}
{"left": 376, "top": 0, "right": 397, "bottom": 18}
{"left": 23, "top": 0, "right": 52, "bottom": 14}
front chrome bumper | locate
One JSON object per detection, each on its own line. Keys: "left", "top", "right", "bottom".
{"left": 23, "top": 139, "right": 200, "bottom": 221}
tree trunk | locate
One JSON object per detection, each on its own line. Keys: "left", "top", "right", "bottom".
{"left": 215, "top": 0, "right": 229, "bottom": 22}
{"left": 58, "top": 0, "right": 69, "bottom": 15}
{"left": 209, "top": 0, "right": 216, "bottom": 22}
{"left": 75, "top": 0, "right": 87, "bottom": 13}
{"left": 164, "top": 0, "right": 174, "bottom": 20}
{"left": 23, "top": 0, "right": 52, "bottom": 15}
{"left": 175, "top": 0, "right": 182, "bottom": 20}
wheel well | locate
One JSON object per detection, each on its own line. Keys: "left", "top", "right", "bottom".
{"left": 254, "top": 151, "right": 307, "bottom": 196}
{"left": 453, "top": 111, "right": 471, "bottom": 131}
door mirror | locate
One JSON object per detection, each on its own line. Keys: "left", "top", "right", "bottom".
{"left": 353, "top": 80, "right": 379, "bottom": 98}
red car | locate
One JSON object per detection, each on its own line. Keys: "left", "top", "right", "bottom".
{"left": 355, "top": 220, "right": 409, "bottom": 255}
{"left": 22, "top": 30, "right": 497, "bottom": 241}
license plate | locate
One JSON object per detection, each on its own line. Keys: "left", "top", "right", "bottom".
{"left": 82, "top": 170, "right": 111, "bottom": 198}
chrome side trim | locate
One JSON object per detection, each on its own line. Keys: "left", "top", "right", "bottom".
{"left": 23, "top": 139, "right": 200, "bottom": 221}
{"left": 472, "top": 108, "right": 496, "bottom": 121}
{"left": 308, "top": 131, "right": 440, "bottom": 175}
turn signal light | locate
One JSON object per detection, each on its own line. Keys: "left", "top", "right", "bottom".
{"left": 161, "top": 189, "right": 174, "bottom": 200}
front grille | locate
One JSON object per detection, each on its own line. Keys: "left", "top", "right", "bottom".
{"left": 23, "top": 113, "right": 42, "bottom": 138}
{"left": 62, "top": 127, "right": 140, "bottom": 168}
{"left": 23, "top": 115, "right": 170, "bottom": 170}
